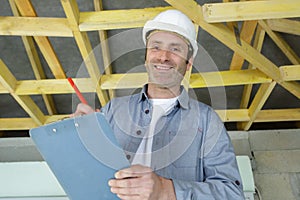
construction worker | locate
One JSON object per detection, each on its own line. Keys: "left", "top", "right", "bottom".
{"left": 73, "top": 9, "right": 244, "bottom": 200}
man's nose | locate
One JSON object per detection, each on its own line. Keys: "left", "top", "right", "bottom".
{"left": 157, "top": 49, "right": 171, "bottom": 62}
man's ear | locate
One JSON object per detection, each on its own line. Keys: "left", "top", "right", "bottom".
{"left": 186, "top": 57, "right": 193, "bottom": 71}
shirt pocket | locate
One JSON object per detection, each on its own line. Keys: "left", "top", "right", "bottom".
{"left": 171, "top": 157, "right": 198, "bottom": 181}
{"left": 170, "top": 138, "right": 199, "bottom": 181}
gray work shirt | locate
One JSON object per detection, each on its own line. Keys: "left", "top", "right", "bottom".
{"left": 101, "top": 85, "right": 244, "bottom": 199}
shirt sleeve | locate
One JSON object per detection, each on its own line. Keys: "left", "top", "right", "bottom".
{"left": 172, "top": 109, "right": 245, "bottom": 200}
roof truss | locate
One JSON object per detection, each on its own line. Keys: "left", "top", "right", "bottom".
{"left": 0, "top": 0, "right": 299, "bottom": 132}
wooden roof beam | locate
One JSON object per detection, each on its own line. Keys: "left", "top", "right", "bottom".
{"left": 79, "top": 7, "right": 171, "bottom": 31}
{"left": 14, "top": 0, "right": 67, "bottom": 79}
{"left": 280, "top": 65, "right": 300, "bottom": 81}
{"left": 258, "top": 20, "right": 300, "bottom": 65}
{"left": 0, "top": 69, "right": 272, "bottom": 95}
{"left": 0, "top": 60, "right": 45, "bottom": 126}
{"left": 240, "top": 25, "right": 266, "bottom": 109}
{"left": 165, "top": 0, "right": 300, "bottom": 99}
{"left": 93, "top": 0, "right": 115, "bottom": 99}
{"left": 61, "top": 0, "right": 109, "bottom": 106}
{"left": 229, "top": 20, "right": 257, "bottom": 70}
{"left": 266, "top": 19, "right": 300, "bottom": 36}
{"left": 202, "top": 1, "right": 300, "bottom": 23}
{"left": 238, "top": 81, "right": 277, "bottom": 130}
{"left": 255, "top": 109, "right": 300, "bottom": 123}
{"left": 9, "top": 0, "right": 57, "bottom": 115}
{"left": 0, "top": 16, "right": 72, "bottom": 37}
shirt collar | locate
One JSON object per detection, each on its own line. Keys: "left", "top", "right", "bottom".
{"left": 138, "top": 84, "right": 189, "bottom": 110}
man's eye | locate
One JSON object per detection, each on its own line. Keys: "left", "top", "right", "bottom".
{"left": 171, "top": 47, "right": 181, "bottom": 52}
{"left": 149, "top": 45, "right": 160, "bottom": 51}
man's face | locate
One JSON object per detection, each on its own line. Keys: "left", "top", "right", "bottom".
{"left": 145, "top": 31, "right": 192, "bottom": 88}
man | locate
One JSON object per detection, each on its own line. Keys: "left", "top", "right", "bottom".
{"left": 73, "top": 10, "right": 244, "bottom": 200}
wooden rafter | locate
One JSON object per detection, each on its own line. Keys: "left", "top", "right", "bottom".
{"left": 255, "top": 109, "right": 300, "bottom": 123}
{"left": 14, "top": 0, "right": 67, "bottom": 79}
{"left": 165, "top": 0, "right": 300, "bottom": 100}
{"left": 266, "top": 19, "right": 300, "bottom": 36}
{"left": 0, "top": 16, "right": 72, "bottom": 37}
{"left": 60, "top": 0, "right": 109, "bottom": 106}
{"left": 0, "top": 0, "right": 299, "bottom": 131}
{"left": 240, "top": 24, "right": 266, "bottom": 109}
{"left": 0, "top": 69, "right": 272, "bottom": 94}
{"left": 202, "top": 0, "right": 300, "bottom": 23}
{"left": 280, "top": 65, "right": 300, "bottom": 81}
{"left": 9, "top": 0, "right": 57, "bottom": 115}
{"left": 0, "top": 60, "right": 45, "bottom": 126}
{"left": 79, "top": 7, "right": 171, "bottom": 31}
{"left": 229, "top": 20, "right": 257, "bottom": 70}
{"left": 93, "top": 0, "right": 115, "bottom": 99}
{"left": 258, "top": 20, "right": 300, "bottom": 65}
{"left": 238, "top": 81, "right": 277, "bottom": 130}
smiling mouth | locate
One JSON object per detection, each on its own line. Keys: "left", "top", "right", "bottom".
{"left": 154, "top": 64, "right": 174, "bottom": 70}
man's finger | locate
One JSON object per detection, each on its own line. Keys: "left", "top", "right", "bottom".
{"left": 108, "top": 177, "right": 141, "bottom": 188}
{"left": 115, "top": 165, "right": 152, "bottom": 179}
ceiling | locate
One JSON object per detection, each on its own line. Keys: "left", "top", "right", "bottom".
{"left": 0, "top": 0, "right": 299, "bottom": 137}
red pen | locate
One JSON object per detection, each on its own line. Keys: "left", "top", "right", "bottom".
{"left": 67, "top": 77, "right": 88, "bottom": 104}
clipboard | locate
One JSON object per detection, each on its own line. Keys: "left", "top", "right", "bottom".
{"left": 29, "top": 112, "right": 130, "bottom": 200}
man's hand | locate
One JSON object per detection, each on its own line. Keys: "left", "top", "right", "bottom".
{"left": 70, "top": 103, "right": 99, "bottom": 117}
{"left": 108, "top": 165, "right": 176, "bottom": 200}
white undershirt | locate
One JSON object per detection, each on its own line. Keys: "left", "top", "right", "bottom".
{"left": 131, "top": 97, "right": 178, "bottom": 167}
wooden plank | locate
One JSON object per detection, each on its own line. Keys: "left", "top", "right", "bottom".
{"left": 61, "top": 0, "right": 109, "bottom": 106}
{"left": 33, "top": 37, "right": 67, "bottom": 79}
{"left": 240, "top": 24, "right": 266, "bottom": 109}
{"left": 280, "top": 65, "right": 300, "bottom": 81}
{"left": 229, "top": 20, "right": 257, "bottom": 70}
{"left": 189, "top": 69, "right": 272, "bottom": 88}
{"left": 255, "top": 109, "right": 300, "bottom": 122}
{"left": 202, "top": 1, "right": 300, "bottom": 23}
{"left": 22, "top": 36, "right": 57, "bottom": 114}
{"left": 101, "top": 70, "right": 272, "bottom": 89}
{"left": 14, "top": 0, "right": 67, "bottom": 80}
{"left": 94, "top": 0, "right": 115, "bottom": 99}
{"left": 0, "top": 70, "right": 272, "bottom": 95}
{"left": 259, "top": 20, "right": 300, "bottom": 65}
{"left": 215, "top": 109, "right": 249, "bottom": 122}
{"left": 0, "top": 60, "right": 45, "bottom": 126}
{"left": 9, "top": 0, "right": 56, "bottom": 115}
{"left": 101, "top": 73, "right": 148, "bottom": 90}
{"left": 0, "top": 16, "right": 72, "bottom": 37}
{"left": 15, "top": 78, "right": 94, "bottom": 95}
{"left": 79, "top": 7, "right": 171, "bottom": 31}
{"left": 238, "top": 81, "right": 276, "bottom": 130}
{"left": 0, "top": 115, "right": 69, "bottom": 130}
{"left": 165, "top": 0, "right": 300, "bottom": 99}
{"left": 0, "top": 118, "right": 38, "bottom": 130}
{"left": 266, "top": 19, "right": 300, "bottom": 36}
{"left": 222, "top": 0, "right": 237, "bottom": 32}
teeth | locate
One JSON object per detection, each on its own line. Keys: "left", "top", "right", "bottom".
{"left": 155, "top": 65, "right": 172, "bottom": 70}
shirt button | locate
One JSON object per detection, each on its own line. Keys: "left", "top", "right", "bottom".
{"left": 126, "top": 154, "right": 131, "bottom": 160}
{"left": 235, "top": 180, "right": 240, "bottom": 186}
{"left": 136, "top": 130, "right": 142, "bottom": 135}
{"left": 145, "top": 109, "right": 149, "bottom": 114}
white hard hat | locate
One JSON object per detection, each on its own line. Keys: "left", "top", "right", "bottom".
{"left": 143, "top": 9, "right": 198, "bottom": 58}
